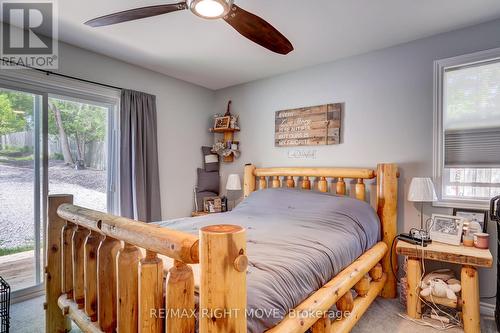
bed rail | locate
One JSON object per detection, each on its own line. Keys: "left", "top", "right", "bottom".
{"left": 57, "top": 204, "right": 199, "bottom": 263}
{"left": 267, "top": 242, "right": 388, "bottom": 333}
{"left": 253, "top": 167, "right": 376, "bottom": 179}
{"left": 45, "top": 195, "right": 247, "bottom": 333}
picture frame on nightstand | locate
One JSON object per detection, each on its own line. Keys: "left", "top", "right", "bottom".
{"left": 203, "top": 196, "right": 222, "bottom": 213}
{"left": 453, "top": 208, "right": 488, "bottom": 233}
{"left": 429, "top": 214, "right": 465, "bottom": 245}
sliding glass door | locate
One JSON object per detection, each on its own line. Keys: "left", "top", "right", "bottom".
{"left": 0, "top": 86, "right": 45, "bottom": 293}
{"left": 0, "top": 75, "right": 119, "bottom": 300}
{"left": 47, "top": 94, "right": 115, "bottom": 213}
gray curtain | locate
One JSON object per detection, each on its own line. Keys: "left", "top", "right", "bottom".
{"left": 120, "top": 89, "right": 162, "bottom": 221}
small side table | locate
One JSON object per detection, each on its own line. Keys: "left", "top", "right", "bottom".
{"left": 396, "top": 240, "right": 493, "bottom": 333}
{"left": 191, "top": 211, "right": 222, "bottom": 217}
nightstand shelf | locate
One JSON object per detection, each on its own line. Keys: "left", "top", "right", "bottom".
{"left": 396, "top": 240, "right": 493, "bottom": 333}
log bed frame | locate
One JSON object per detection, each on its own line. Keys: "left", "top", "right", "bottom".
{"left": 45, "top": 163, "right": 398, "bottom": 333}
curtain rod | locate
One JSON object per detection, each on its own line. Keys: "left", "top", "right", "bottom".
{"left": 2, "top": 59, "right": 123, "bottom": 91}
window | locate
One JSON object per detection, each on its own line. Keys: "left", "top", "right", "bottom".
{"left": 434, "top": 48, "right": 500, "bottom": 207}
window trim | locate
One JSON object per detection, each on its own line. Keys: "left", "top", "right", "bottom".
{"left": 433, "top": 47, "right": 500, "bottom": 209}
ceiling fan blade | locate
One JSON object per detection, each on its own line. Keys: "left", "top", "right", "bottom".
{"left": 85, "top": 2, "right": 188, "bottom": 27}
{"left": 223, "top": 5, "right": 293, "bottom": 55}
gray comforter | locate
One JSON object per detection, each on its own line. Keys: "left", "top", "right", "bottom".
{"left": 156, "top": 188, "right": 380, "bottom": 332}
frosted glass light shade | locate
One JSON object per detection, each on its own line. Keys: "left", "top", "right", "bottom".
{"left": 188, "top": 0, "right": 233, "bottom": 19}
{"left": 408, "top": 177, "right": 438, "bottom": 202}
{"left": 226, "top": 174, "right": 242, "bottom": 191}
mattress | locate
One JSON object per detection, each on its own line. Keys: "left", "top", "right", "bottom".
{"left": 156, "top": 188, "right": 380, "bottom": 332}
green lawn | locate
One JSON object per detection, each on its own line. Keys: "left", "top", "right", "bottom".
{"left": 0, "top": 146, "right": 33, "bottom": 162}
{"left": 0, "top": 245, "right": 34, "bottom": 256}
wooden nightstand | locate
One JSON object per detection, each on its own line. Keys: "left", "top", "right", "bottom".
{"left": 396, "top": 240, "right": 493, "bottom": 333}
{"left": 191, "top": 211, "right": 222, "bottom": 217}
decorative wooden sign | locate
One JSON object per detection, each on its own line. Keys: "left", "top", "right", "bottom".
{"left": 275, "top": 103, "right": 341, "bottom": 147}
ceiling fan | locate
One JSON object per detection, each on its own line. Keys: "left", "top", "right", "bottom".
{"left": 84, "top": 0, "right": 294, "bottom": 55}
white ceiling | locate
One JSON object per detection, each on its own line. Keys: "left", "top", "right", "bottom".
{"left": 57, "top": 0, "right": 500, "bottom": 90}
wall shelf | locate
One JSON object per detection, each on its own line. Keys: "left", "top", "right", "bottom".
{"left": 210, "top": 128, "right": 240, "bottom": 163}
{"left": 209, "top": 128, "right": 240, "bottom": 134}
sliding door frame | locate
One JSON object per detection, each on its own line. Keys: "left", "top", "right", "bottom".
{"left": 48, "top": 92, "right": 120, "bottom": 215}
{"left": 0, "top": 80, "right": 48, "bottom": 302}
{"left": 0, "top": 70, "right": 120, "bottom": 303}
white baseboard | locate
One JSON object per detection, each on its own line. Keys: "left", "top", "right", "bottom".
{"left": 480, "top": 301, "right": 496, "bottom": 317}
{"left": 11, "top": 287, "right": 44, "bottom": 304}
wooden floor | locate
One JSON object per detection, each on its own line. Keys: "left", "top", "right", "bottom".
{"left": 0, "top": 250, "right": 42, "bottom": 291}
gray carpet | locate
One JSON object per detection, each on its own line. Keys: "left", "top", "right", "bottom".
{"left": 9, "top": 296, "right": 499, "bottom": 333}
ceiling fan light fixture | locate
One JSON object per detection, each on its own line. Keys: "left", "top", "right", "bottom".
{"left": 188, "top": 0, "right": 233, "bottom": 19}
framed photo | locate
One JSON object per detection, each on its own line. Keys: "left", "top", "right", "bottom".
{"left": 214, "top": 116, "right": 231, "bottom": 130}
{"left": 453, "top": 208, "right": 488, "bottom": 233}
{"left": 430, "top": 214, "right": 465, "bottom": 246}
{"left": 203, "top": 196, "right": 222, "bottom": 213}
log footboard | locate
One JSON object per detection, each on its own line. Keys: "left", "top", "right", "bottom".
{"left": 45, "top": 195, "right": 246, "bottom": 333}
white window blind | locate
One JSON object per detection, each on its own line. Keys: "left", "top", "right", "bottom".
{"left": 443, "top": 60, "right": 500, "bottom": 167}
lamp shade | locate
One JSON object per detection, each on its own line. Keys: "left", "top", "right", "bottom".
{"left": 226, "top": 174, "right": 242, "bottom": 191}
{"left": 408, "top": 177, "right": 437, "bottom": 202}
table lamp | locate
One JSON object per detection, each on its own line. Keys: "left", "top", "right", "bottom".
{"left": 408, "top": 177, "right": 438, "bottom": 231}
{"left": 226, "top": 174, "right": 242, "bottom": 210}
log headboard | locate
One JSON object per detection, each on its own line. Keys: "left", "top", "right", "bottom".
{"left": 243, "top": 163, "right": 399, "bottom": 298}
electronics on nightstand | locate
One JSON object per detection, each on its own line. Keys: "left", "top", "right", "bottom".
{"left": 410, "top": 228, "right": 431, "bottom": 241}
{"left": 396, "top": 232, "right": 432, "bottom": 246}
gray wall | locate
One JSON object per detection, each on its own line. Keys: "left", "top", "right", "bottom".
{"left": 214, "top": 19, "right": 500, "bottom": 305}
{"left": 56, "top": 41, "right": 214, "bottom": 219}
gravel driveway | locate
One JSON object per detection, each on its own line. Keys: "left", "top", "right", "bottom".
{"left": 0, "top": 161, "right": 106, "bottom": 249}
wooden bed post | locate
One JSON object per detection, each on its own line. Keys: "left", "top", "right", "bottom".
{"left": 199, "top": 225, "right": 247, "bottom": 333}
{"left": 166, "top": 260, "right": 195, "bottom": 333}
{"left": 355, "top": 179, "right": 366, "bottom": 201}
{"left": 117, "top": 243, "right": 142, "bottom": 332}
{"left": 61, "top": 221, "right": 76, "bottom": 299}
{"left": 46, "top": 194, "right": 73, "bottom": 333}
{"left": 302, "top": 176, "right": 311, "bottom": 190}
{"left": 72, "top": 225, "right": 89, "bottom": 308}
{"left": 138, "top": 250, "right": 164, "bottom": 333}
{"left": 336, "top": 177, "right": 346, "bottom": 195}
{"left": 244, "top": 164, "right": 256, "bottom": 197}
{"left": 318, "top": 177, "right": 328, "bottom": 192}
{"left": 84, "top": 230, "right": 102, "bottom": 321}
{"left": 97, "top": 236, "right": 121, "bottom": 332}
{"left": 377, "top": 163, "right": 398, "bottom": 298}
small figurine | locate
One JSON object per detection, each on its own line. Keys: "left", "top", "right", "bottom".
{"left": 224, "top": 100, "right": 232, "bottom": 117}
{"left": 230, "top": 115, "right": 239, "bottom": 129}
